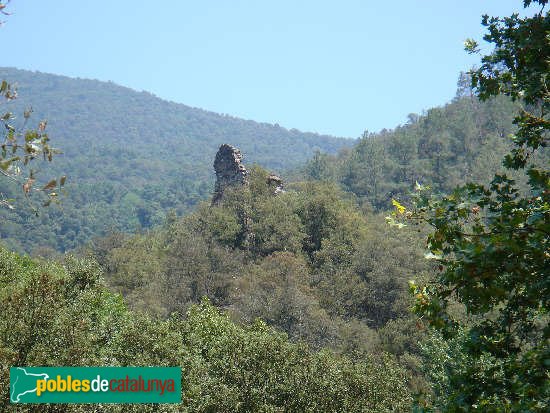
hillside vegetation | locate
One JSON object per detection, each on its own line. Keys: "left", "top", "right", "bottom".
{"left": 0, "top": 246, "right": 412, "bottom": 412}
{"left": 3, "top": 68, "right": 541, "bottom": 256}
{"left": 78, "top": 71, "right": 547, "bottom": 409}
{"left": 301, "top": 79, "right": 531, "bottom": 207}
{"left": 1, "top": 0, "right": 548, "bottom": 410}
{"left": 0, "top": 67, "right": 350, "bottom": 253}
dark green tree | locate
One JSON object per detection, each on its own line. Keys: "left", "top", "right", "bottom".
{"left": 0, "top": 243, "right": 413, "bottom": 412}
{"left": 402, "top": 1, "right": 549, "bottom": 410}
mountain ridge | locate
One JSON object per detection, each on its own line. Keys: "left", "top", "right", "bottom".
{"left": 0, "top": 67, "right": 352, "bottom": 253}
{"left": 0, "top": 66, "right": 351, "bottom": 143}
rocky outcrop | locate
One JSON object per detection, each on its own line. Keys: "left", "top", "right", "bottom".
{"left": 212, "top": 144, "right": 249, "bottom": 205}
{"left": 211, "top": 144, "right": 285, "bottom": 249}
{"left": 212, "top": 144, "right": 285, "bottom": 205}
{"left": 266, "top": 174, "right": 284, "bottom": 194}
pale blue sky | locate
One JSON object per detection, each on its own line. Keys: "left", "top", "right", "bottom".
{"left": 1, "top": 1, "right": 529, "bottom": 137}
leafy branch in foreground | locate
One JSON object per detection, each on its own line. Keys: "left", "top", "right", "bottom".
{"left": 0, "top": 79, "right": 66, "bottom": 212}
{"left": 391, "top": 1, "right": 548, "bottom": 411}
{"left": 1, "top": 0, "right": 65, "bottom": 213}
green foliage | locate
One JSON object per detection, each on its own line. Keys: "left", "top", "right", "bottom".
{"left": 233, "top": 252, "right": 337, "bottom": 348}
{"left": 181, "top": 300, "right": 412, "bottom": 413}
{"left": 0, "top": 67, "right": 350, "bottom": 253}
{"left": 90, "top": 167, "right": 431, "bottom": 377}
{"left": 0, "top": 5, "right": 66, "bottom": 212}
{"left": 416, "top": 329, "right": 470, "bottom": 410}
{"left": 302, "top": 90, "right": 529, "bottom": 210}
{"left": 0, "top": 77, "right": 65, "bottom": 212}
{"left": 400, "top": 2, "right": 549, "bottom": 410}
{"left": 250, "top": 195, "right": 306, "bottom": 256}
{"left": 0, "top": 246, "right": 412, "bottom": 412}
{"left": 4, "top": 2, "right": 547, "bottom": 411}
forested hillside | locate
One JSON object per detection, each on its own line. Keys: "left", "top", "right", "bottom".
{"left": 301, "top": 80, "right": 537, "bottom": 208}
{"left": 0, "top": 67, "right": 350, "bottom": 253}
{"left": 3, "top": 68, "right": 542, "bottom": 255}
{"left": 0, "top": 245, "right": 412, "bottom": 412}
{"left": 1, "top": 0, "right": 547, "bottom": 410}
{"left": 81, "top": 67, "right": 542, "bottom": 409}
{"left": 77, "top": 166, "right": 434, "bottom": 401}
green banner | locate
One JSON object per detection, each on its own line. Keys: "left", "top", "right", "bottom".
{"left": 10, "top": 367, "right": 181, "bottom": 404}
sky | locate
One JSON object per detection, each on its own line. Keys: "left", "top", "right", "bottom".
{"left": 1, "top": 1, "right": 530, "bottom": 138}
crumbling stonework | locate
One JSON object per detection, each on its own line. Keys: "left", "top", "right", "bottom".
{"left": 211, "top": 144, "right": 285, "bottom": 249}
{"left": 212, "top": 144, "right": 249, "bottom": 205}
{"left": 212, "top": 144, "right": 285, "bottom": 205}
{"left": 266, "top": 174, "right": 284, "bottom": 194}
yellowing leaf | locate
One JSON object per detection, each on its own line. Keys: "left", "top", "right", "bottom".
{"left": 424, "top": 251, "right": 443, "bottom": 260}
{"left": 392, "top": 199, "right": 406, "bottom": 214}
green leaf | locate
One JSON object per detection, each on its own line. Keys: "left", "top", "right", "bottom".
{"left": 25, "top": 130, "right": 39, "bottom": 142}
{"left": 424, "top": 251, "right": 443, "bottom": 260}
{"left": 0, "top": 157, "right": 20, "bottom": 171}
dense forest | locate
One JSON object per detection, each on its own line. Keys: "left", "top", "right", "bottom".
{"left": 0, "top": 244, "right": 413, "bottom": 412}
{"left": 299, "top": 82, "right": 546, "bottom": 208}
{"left": 2, "top": 67, "right": 543, "bottom": 256}
{"left": 1, "top": 0, "right": 548, "bottom": 411}
{"left": 0, "top": 67, "right": 351, "bottom": 253}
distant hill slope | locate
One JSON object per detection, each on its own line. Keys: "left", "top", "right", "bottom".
{"left": 300, "top": 91, "right": 549, "bottom": 209}
{"left": 0, "top": 67, "right": 352, "bottom": 253}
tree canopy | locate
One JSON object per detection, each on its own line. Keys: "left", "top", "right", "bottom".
{"left": 403, "top": 1, "right": 549, "bottom": 410}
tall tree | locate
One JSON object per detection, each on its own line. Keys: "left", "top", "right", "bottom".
{"left": 403, "top": 1, "right": 549, "bottom": 410}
